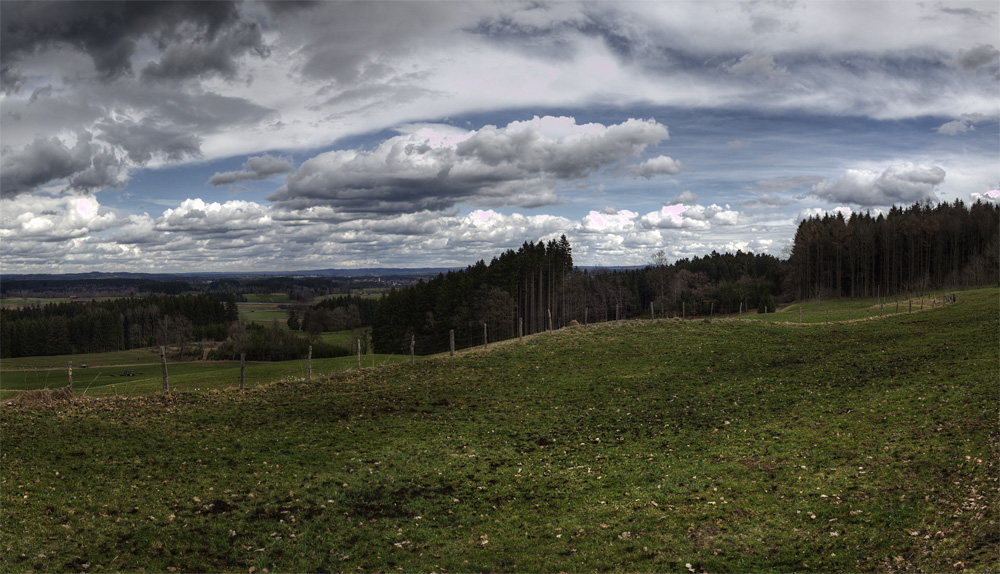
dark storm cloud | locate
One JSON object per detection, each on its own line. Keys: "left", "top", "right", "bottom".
{"left": 0, "top": 133, "right": 91, "bottom": 197}
{"left": 207, "top": 154, "right": 295, "bottom": 186}
{"left": 939, "top": 6, "right": 995, "bottom": 21}
{"left": 956, "top": 44, "right": 999, "bottom": 70}
{"left": 141, "top": 19, "right": 269, "bottom": 82}
{"left": 0, "top": 130, "right": 128, "bottom": 197}
{"left": 274, "top": 1, "right": 468, "bottom": 85}
{"left": 96, "top": 121, "right": 202, "bottom": 164}
{"left": 0, "top": 1, "right": 257, "bottom": 91}
{"left": 90, "top": 90, "right": 276, "bottom": 165}
{"left": 134, "top": 91, "right": 279, "bottom": 131}
{"left": 69, "top": 147, "right": 128, "bottom": 191}
{"left": 468, "top": 3, "right": 643, "bottom": 63}
{"left": 27, "top": 84, "right": 52, "bottom": 103}
{"left": 0, "top": 82, "right": 277, "bottom": 194}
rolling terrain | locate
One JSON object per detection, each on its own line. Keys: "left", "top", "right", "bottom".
{"left": 2, "top": 288, "right": 996, "bottom": 573}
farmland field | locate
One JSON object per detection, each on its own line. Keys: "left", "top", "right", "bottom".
{"left": 0, "top": 297, "right": 123, "bottom": 309}
{"left": 1, "top": 288, "right": 996, "bottom": 573}
{"left": 238, "top": 302, "right": 292, "bottom": 329}
{"left": 242, "top": 293, "right": 293, "bottom": 304}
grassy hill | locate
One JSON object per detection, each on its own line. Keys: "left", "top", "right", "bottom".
{"left": 2, "top": 288, "right": 997, "bottom": 573}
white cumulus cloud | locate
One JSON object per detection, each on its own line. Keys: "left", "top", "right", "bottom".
{"left": 0, "top": 192, "right": 119, "bottom": 240}
{"left": 269, "top": 116, "right": 670, "bottom": 214}
{"left": 808, "top": 163, "right": 945, "bottom": 206}
{"left": 629, "top": 155, "right": 683, "bottom": 178}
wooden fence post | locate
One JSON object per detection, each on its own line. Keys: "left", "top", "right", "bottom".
{"left": 682, "top": 302, "right": 685, "bottom": 321}
{"left": 160, "top": 346, "right": 169, "bottom": 395}
{"left": 483, "top": 323, "right": 488, "bottom": 347}
{"left": 240, "top": 353, "right": 246, "bottom": 390}
{"left": 518, "top": 318, "right": 523, "bottom": 340}
{"left": 450, "top": 329, "right": 456, "bottom": 355}
{"left": 548, "top": 309, "right": 553, "bottom": 332}
{"left": 799, "top": 307, "right": 802, "bottom": 324}
{"left": 909, "top": 299, "right": 912, "bottom": 313}
{"left": 651, "top": 302, "right": 654, "bottom": 320}
{"left": 410, "top": 335, "right": 415, "bottom": 364}
{"left": 616, "top": 304, "right": 620, "bottom": 322}
{"left": 826, "top": 309, "right": 829, "bottom": 324}
{"left": 764, "top": 307, "right": 767, "bottom": 323}
{"left": 739, "top": 302, "right": 742, "bottom": 321}
{"left": 357, "top": 339, "right": 362, "bottom": 369}
{"left": 307, "top": 345, "right": 312, "bottom": 380}
{"left": 710, "top": 301, "right": 714, "bottom": 318}
{"left": 67, "top": 361, "right": 73, "bottom": 395}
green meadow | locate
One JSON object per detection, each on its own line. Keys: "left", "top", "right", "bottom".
{"left": 239, "top": 303, "right": 293, "bottom": 329}
{"left": 242, "top": 294, "right": 293, "bottom": 304}
{"left": 1, "top": 288, "right": 996, "bottom": 573}
{"left": 1, "top": 354, "right": 410, "bottom": 400}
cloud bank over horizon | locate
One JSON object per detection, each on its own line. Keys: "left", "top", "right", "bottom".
{"left": 1, "top": 0, "right": 997, "bottom": 273}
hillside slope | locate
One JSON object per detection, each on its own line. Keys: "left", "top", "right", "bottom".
{"left": 2, "top": 289, "right": 997, "bottom": 573}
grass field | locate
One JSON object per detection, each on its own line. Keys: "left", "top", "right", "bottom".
{"left": 0, "top": 297, "right": 122, "bottom": 309}
{"left": 1, "top": 288, "right": 996, "bottom": 573}
{"left": 242, "top": 293, "right": 293, "bottom": 304}
{"left": 0, "top": 354, "right": 411, "bottom": 400}
{"left": 758, "top": 291, "right": 960, "bottom": 325}
{"left": 239, "top": 305, "right": 292, "bottom": 329}
{"left": 319, "top": 329, "right": 362, "bottom": 347}
{"left": 1, "top": 348, "right": 164, "bottom": 371}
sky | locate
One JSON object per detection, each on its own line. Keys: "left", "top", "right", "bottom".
{"left": 1, "top": 0, "right": 998, "bottom": 274}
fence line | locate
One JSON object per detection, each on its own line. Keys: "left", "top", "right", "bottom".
{"left": 46, "top": 291, "right": 956, "bottom": 397}
{"left": 390, "top": 291, "right": 960, "bottom": 361}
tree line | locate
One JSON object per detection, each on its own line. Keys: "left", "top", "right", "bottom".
{"left": 785, "top": 200, "right": 999, "bottom": 299}
{"left": 291, "top": 294, "right": 379, "bottom": 334}
{"left": 372, "top": 236, "right": 574, "bottom": 355}
{"left": 0, "top": 294, "right": 238, "bottom": 358}
{"left": 207, "top": 321, "right": 354, "bottom": 362}
{"left": 370, "top": 236, "right": 784, "bottom": 355}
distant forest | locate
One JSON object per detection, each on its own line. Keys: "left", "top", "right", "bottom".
{"left": 1, "top": 294, "right": 237, "bottom": 358}
{"left": 0, "top": 276, "right": 346, "bottom": 301}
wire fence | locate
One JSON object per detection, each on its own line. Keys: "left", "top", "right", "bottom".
{"left": 28, "top": 292, "right": 957, "bottom": 398}
{"left": 383, "top": 292, "right": 960, "bottom": 359}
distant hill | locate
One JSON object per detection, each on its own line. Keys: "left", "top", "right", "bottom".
{"left": 3, "top": 265, "right": 643, "bottom": 282}
{"left": 1, "top": 268, "right": 457, "bottom": 281}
